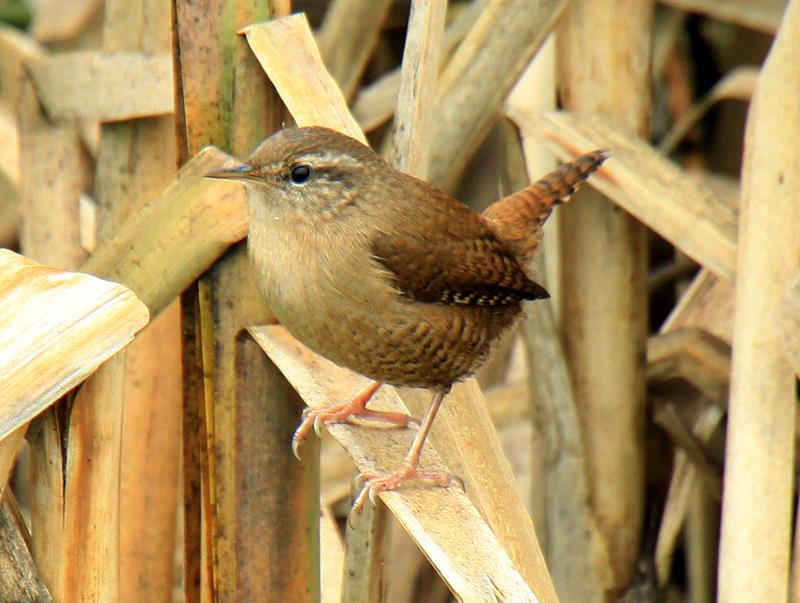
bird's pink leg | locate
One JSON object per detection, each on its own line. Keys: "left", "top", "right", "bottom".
{"left": 292, "top": 381, "right": 412, "bottom": 458}
{"left": 351, "top": 390, "right": 462, "bottom": 513}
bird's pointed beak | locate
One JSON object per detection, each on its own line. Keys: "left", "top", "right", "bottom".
{"left": 205, "top": 162, "right": 255, "bottom": 181}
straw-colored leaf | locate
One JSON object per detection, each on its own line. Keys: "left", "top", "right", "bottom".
{"left": 509, "top": 109, "right": 738, "bottom": 280}
{"left": 661, "top": 269, "right": 734, "bottom": 344}
{"left": 249, "top": 325, "right": 539, "bottom": 603}
{"left": 321, "top": 506, "right": 345, "bottom": 603}
{"left": 27, "top": 51, "right": 174, "bottom": 122}
{"left": 0, "top": 249, "right": 148, "bottom": 440}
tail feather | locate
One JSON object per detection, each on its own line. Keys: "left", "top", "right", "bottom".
{"left": 482, "top": 149, "right": 608, "bottom": 262}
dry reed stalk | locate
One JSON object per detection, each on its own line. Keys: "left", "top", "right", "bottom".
{"left": 316, "top": 0, "right": 393, "bottom": 101}
{"left": 89, "top": 1, "right": 182, "bottom": 600}
{"left": 243, "top": 17, "right": 364, "bottom": 143}
{"left": 654, "top": 403, "right": 724, "bottom": 586}
{"left": 250, "top": 325, "right": 541, "bottom": 602}
{"left": 427, "top": 0, "right": 569, "bottom": 190}
{"left": 659, "top": 0, "right": 786, "bottom": 33}
{"left": 342, "top": 501, "right": 388, "bottom": 603}
{"left": 178, "top": 289, "right": 206, "bottom": 603}
{"left": 26, "top": 51, "right": 173, "bottom": 122}
{"left": 718, "top": 2, "right": 800, "bottom": 599}
{"left": 30, "top": 0, "right": 100, "bottom": 43}
{"left": 61, "top": 354, "right": 125, "bottom": 602}
{"left": 350, "top": 0, "right": 485, "bottom": 133}
{"left": 775, "top": 273, "right": 800, "bottom": 379}
{"left": 0, "top": 494, "right": 53, "bottom": 602}
{"left": 686, "top": 482, "right": 717, "bottom": 603}
{"left": 13, "top": 54, "right": 89, "bottom": 599}
{"left": 174, "top": 2, "right": 319, "bottom": 601}
{"left": 389, "top": 0, "right": 446, "bottom": 177}
{"left": 506, "top": 44, "right": 610, "bottom": 602}
{"left": 555, "top": 0, "right": 652, "bottom": 592}
{"left": 320, "top": 506, "right": 344, "bottom": 603}
{"left": 318, "top": 379, "right": 533, "bottom": 508}
{"left": 244, "top": 14, "right": 557, "bottom": 600}
{"left": 514, "top": 111, "right": 737, "bottom": 280}
{"left": 0, "top": 27, "right": 34, "bottom": 246}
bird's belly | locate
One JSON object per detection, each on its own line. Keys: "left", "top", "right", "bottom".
{"left": 274, "top": 290, "right": 518, "bottom": 389}
{"left": 249, "top": 228, "right": 519, "bottom": 389}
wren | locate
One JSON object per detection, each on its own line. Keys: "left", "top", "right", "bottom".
{"left": 208, "top": 126, "right": 607, "bottom": 512}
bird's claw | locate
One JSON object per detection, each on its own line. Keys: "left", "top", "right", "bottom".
{"left": 313, "top": 415, "right": 324, "bottom": 437}
{"left": 350, "top": 465, "right": 462, "bottom": 514}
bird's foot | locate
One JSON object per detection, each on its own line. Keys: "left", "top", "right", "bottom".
{"left": 292, "top": 383, "right": 414, "bottom": 459}
{"left": 351, "top": 462, "right": 464, "bottom": 514}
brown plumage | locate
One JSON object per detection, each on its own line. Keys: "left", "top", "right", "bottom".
{"left": 207, "top": 126, "right": 607, "bottom": 511}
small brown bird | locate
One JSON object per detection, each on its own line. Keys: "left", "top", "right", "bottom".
{"left": 208, "top": 126, "right": 606, "bottom": 511}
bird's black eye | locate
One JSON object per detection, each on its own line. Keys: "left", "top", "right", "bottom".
{"left": 290, "top": 164, "right": 312, "bottom": 184}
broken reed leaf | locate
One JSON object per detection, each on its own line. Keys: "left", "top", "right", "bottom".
{"left": 27, "top": 51, "right": 173, "bottom": 122}
{"left": 242, "top": 15, "right": 365, "bottom": 144}
{"left": 0, "top": 249, "right": 148, "bottom": 440}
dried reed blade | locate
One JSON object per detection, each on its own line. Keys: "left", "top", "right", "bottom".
{"left": 27, "top": 51, "right": 173, "bottom": 122}
{"left": 0, "top": 249, "right": 148, "bottom": 442}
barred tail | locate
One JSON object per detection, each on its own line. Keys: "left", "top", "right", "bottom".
{"left": 482, "top": 149, "right": 609, "bottom": 262}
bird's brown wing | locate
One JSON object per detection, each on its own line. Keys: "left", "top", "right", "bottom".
{"left": 370, "top": 230, "right": 549, "bottom": 306}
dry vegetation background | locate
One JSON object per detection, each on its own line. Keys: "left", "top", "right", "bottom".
{"left": 0, "top": 0, "right": 799, "bottom": 602}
